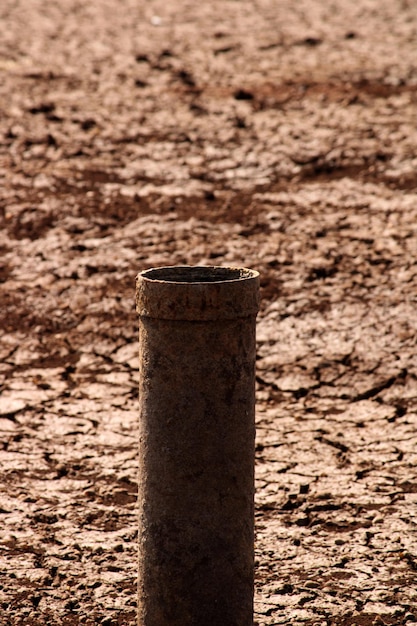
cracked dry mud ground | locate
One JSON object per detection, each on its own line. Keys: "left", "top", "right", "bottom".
{"left": 1, "top": 0, "right": 417, "bottom": 624}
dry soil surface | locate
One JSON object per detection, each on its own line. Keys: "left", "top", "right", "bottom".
{"left": 1, "top": 1, "right": 417, "bottom": 624}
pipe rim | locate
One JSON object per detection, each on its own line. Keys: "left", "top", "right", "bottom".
{"left": 139, "top": 265, "right": 259, "bottom": 284}
{"left": 136, "top": 265, "right": 260, "bottom": 320}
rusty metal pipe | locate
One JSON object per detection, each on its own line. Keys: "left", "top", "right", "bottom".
{"left": 136, "top": 265, "right": 259, "bottom": 626}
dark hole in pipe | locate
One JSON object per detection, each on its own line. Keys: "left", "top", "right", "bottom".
{"left": 142, "top": 265, "right": 255, "bottom": 284}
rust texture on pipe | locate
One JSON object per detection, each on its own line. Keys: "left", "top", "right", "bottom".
{"left": 136, "top": 265, "right": 259, "bottom": 626}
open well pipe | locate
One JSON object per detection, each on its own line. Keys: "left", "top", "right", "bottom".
{"left": 136, "top": 265, "right": 259, "bottom": 626}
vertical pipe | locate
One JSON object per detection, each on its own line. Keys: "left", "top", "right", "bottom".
{"left": 136, "top": 265, "right": 259, "bottom": 626}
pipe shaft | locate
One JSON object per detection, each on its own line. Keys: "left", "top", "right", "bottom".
{"left": 136, "top": 266, "right": 259, "bottom": 626}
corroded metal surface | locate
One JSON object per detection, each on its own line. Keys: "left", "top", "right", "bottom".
{"left": 136, "top": 265, "right": 260, "bottom": 321}
{"left": 136, "top": 266, "right": 259, "bottom": 626}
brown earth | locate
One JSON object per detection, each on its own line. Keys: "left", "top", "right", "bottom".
{"left": 1, "top": 1, "right": 417, "bottom": 624}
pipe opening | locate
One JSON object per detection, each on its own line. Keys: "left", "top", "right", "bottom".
{"left": 141, "top": 265, "right": 257, "bottom": 284}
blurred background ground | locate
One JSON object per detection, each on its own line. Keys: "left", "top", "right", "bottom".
{"left": 0, "top": 1, "right": 417, "bottom": 624}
